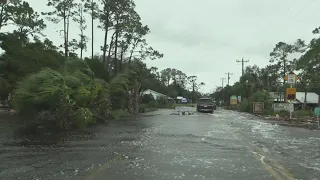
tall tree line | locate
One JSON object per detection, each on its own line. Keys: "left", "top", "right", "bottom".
{"left": 0, "top": 0, "right": 205, "bottom": 130}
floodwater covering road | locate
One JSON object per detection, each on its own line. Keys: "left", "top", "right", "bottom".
{"left": 1, "top": 107, "right": 320, "bottom": 180}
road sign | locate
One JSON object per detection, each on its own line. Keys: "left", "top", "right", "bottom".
{"left": 253, "top": 102, "right": 264, "bottom": 113}
{"left": 284, "top": 72, "right": 299, "bottom": 83}
{"left": 230, "top": 95, "right": 237, "bottom": 105}
{"left": 315, "top": 107, "right": 320, "bottom": 128}
{"left": 286, "top": 88, "right": 296, "bottom": 100}
{"left": 287, "top": 74, "right": 296, "bottom": 84}
{"left": 315, "top": 107, "right": 320, "bottom": 116}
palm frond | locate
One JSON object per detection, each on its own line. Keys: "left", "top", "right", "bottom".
{"left": 109, "top": 73, "right": 130, "bottom": 95}
{"left": 12, "top": 68, "right": 67, "bottom": 110}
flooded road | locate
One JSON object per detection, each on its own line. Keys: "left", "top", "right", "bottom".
{"left": 1, "top": 108, "right": 320, "bottom": 180}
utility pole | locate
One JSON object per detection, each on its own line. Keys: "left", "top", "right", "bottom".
{"left": 225, "top": 72, "right": 233, "bottom": 86}
{"left": 236, "top": 58, "right": 249, "bottom": 76}
{"left": 220, "top": 78, "right": 226, "bottom": 88}
{"left": 236, "top": 58, "right": 249, "bottom": 102}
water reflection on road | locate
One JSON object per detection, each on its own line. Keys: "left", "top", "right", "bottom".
{"left": 1, "top": 108, "right": 320, "bottom": 180}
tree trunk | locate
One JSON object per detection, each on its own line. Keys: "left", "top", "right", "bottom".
{"left": 91, "top": 0, "right": 94, "bottom": 59}
{"left": 66, "top": 13, "right": 70, "bottom": 57}
{"left": 113, "top": 20, "right": 119, "bottom": 75}
{"left": 80, "top": 6, "right": 84, "bottom": 59}
{"left": 63, "top": 11, "right": 67, "bottom": 57}
{"left": 0, "top": 5, "right": 5, "bottom": 30}
{"left": 128, "top": 40, "right": 139, "bottom": 63}
{"left": 102, "top": 11, "right": 109, "bottom": 63}
{"left": 128, "top": 80, "right": 141, "bottom": 114}
{"left": 106, "top": 32, "right": 116, "bottom": 73}
{"left": 119, "top": 43, "right": 124, "bottom": 72}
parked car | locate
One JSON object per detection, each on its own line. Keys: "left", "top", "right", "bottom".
{"left": 196, "top": 98, "right": 215, "bottom": 113}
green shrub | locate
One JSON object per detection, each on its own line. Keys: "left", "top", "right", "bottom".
{"left": 109, "top": 109, "right": 129, "bottom": 120}
{"left": 141, "top": 94, "right": 155, "bottom": 104}
{"left": 156, "top": 96, "right": 168, "bottom": 105}
{"left": 238, "top": 99, "right": 249, "bottom": 112}
{"left": 270, "top": 109, "right": 313, "bottom": 117}
{"left": 139, "top": 104, "right": 148, "bottom": 113}
{"left": 175, "top": 103, "right": 194, "bottom": 107}
{"left": 293, "top": 109, "right": 313, "bottom": 117}
{"left": 11, "top": 59, "right": 113, "bottom": 130}
{"left": 167, "top": 103, "right": 176, "bottom": 109}
{"left": 72, "top": 108, "right": 94, "bottom": 129}
{"left": 237, "top": 91, "right": 273, "bottom": 114}
{"left": 278, "top": 110, "right": 289, "bottom": 117}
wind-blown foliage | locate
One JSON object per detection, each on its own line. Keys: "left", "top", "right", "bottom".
{"left": 11, "top": 63, "right": 106, "bottom": 129}
{"left": 0, "top": 0, "right": 204, "bottom": 131}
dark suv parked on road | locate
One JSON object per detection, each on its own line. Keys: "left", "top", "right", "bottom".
{"left": 196, "top": 98, "right": 215, "bottom": 113}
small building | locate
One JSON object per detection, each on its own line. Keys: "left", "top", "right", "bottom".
{"left": 270, "top": 91, "right": 319, "bottom": 111}
{"left": 269, "top": 92, "right": 285, "bottom": 103}
{"left": 295, "top": 92, "right": 319, "bottom": 109}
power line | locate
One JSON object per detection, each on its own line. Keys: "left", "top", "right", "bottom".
{"left": 225, "top": 72, "right": 233, "bottom": 86}
{"left": 236, "top": 58, "right": 249, "bottom": 77}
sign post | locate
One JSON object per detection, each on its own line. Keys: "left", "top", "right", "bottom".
{"left": 253, "top": 102, "right": 264, "bottom": 113}
{"left": 284, "top": 72, "right": 298, "bottom": 119}
{"left": 314, "top": 107, "right": 320, "bottom": 128}
{"left": 237, "top": 96, "right": 241, "bottom": 103}
{"left": 285, "top": 103, "right": 294, "bottom": 119}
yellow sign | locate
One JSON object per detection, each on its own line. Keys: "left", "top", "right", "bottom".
{"left": 230, "top": 95, "right": 237, "bottom": 105}
{"left": 230, "top": 99, "right": 237, "bottom": 105}
{"left": 286, "top": 88, "right": 296, "bottom": 94}
{"left": 286, "top": 88, "right": 296, "bottom": 100}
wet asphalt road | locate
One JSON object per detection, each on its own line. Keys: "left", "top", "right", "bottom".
{"left": 1, "top": 107, "right": 320, "bottom": 180}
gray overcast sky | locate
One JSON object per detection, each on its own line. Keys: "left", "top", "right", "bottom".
{"left": 27, "top": 0, "right": 319, "bottom": 93}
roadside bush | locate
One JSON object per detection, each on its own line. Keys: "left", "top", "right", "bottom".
{"left": 141, "top": 94, "right": 155, "bottom": 104}
{"left": 109, "top": 109, "right": 129, "bottom": 120}
{"left": 156, "top": 96, "right": 168, "bottom": 105}
{"left": 293, "top": 109, "right": 313, "bottom": 117}
{"left": 277, "top": 110, "right": 290, "bottom": 117}
{"left": 139, "top": 104, "right": 147, "bottom": 113}
{"left": 167, "top": 103, "right": 175, "bottom": 109}
{"left": 269, "top": 108, "right": 313, "bottom": 117}
{"left": 238, "top": 99, "right": 249, "bottom": 112}
{"left": 139, "top": 103, "right": 158, "bottom": 113}
{"left": 175, "top": 103, "right": 194, "bottom": 107}
{"left": 139, "top": 96, "right": 174, "bottom": 113}
{"left": 237, "top": 91, "right": 272, "bottom": 114}
{"left": 11, "top": 59, "right": 116, "bottom": 130}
